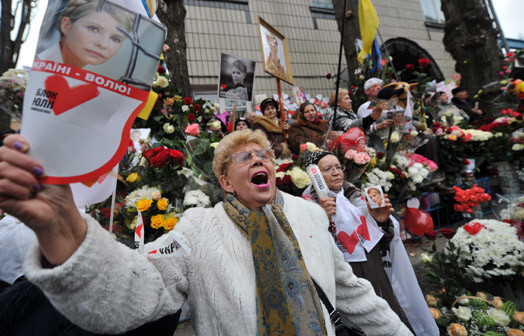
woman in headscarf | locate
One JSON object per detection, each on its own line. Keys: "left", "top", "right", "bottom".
{"left": 302, "top": 150, "right": 439, "bottom": 336}
{"left": 288, "top": 102, "right": 334, "bottom": 154}
{"left": 0, "top": 131, "right": 412, "bottom": 335}
{"left": 251, "top": 97, "right": 290, "bottom": 158}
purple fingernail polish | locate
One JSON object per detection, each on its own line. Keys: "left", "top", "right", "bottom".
{"left": 30, "top": 192, "right": 36, "bottom": 199}
{"left": 32, "top": 166, "right": 44, "bottom": 177}
{"left": 14, "top": 142, "right": 26, "bottom": 151}
{"left": 33, "top": 183, "right": 41, "bottom": 192}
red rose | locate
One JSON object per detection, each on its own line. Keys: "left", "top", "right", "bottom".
{"left": 169, "top": 149, "right": 186, "bottom": 166}
{"left": 376, "top": 152, "right": 385, "bottom": 159}
{"left": 424, "top": 230, "right": 437, "bottom": 241}
{"left": 193, "top": 104, "right": 202, "bottom": 112}
{"left": 100, "top": 208, "right": 111, "bottom": 219}
{"left": 462, "top": 159, "right": 471, "bottom": 165}
{"left": 157, "top": 65, "right": 166, "bottom": 74}
{"left": 150, "top": 150, "right": 171, "bottom": 168}
{"left": 440, "top": 228, "right": 456, "bottom": 239}
{"left": 143, "top": 146, "right": 164, "bottom": 159}
{"left": 464, "top": 222, "right": 485, "bottom": 235}
{"left": 187, "top": 113, "right": 196, "bottom": 122}
{"left": 277, "top": 163, "right": 294, "bottom": 172}
{"left": 405, "top": 64, "right": 415, "bottom": 71}
{"left": 454, "top": 204, "right": 464, "bottom": 212}
{"left": 276, "top": 177, "right": 283, "bottom": 187}
{"left": 326, "top": 73, "right": 332, "bottom": 79}
{"left": 291, "top": 154, "right": 298, "bottom": 161}
{"left": 282, "top": 174, "right": 292, "bottom": 185}
{"left": 183, "top": 97, "right": 193, "bottom": 105}
{"left": 418, "top": 58, "right": 431, "bottom": 68}
{"left": 463, "top": 133, "right": 472, "bottom": 142}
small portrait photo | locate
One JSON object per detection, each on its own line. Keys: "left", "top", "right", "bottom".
{"left": 257, "top": 16, "right": 293, "bottom": 85}
{"left": 217, "top": 53, "right": 256, "bottom": 102}
{"left": 35, "top": 0, "right": 166, "bottom": 90}
{"left": 364, "top": 186, "right": 386, "bottom": 209}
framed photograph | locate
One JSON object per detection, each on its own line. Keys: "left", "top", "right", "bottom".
{"left": 257, "top": 16, "right": 293, "bottom": 85}
{"left": 364, "top": 186, "right": 386, "bottom": 209}
{"left": 217, "top": 53, "right": 256, "bottom": 102}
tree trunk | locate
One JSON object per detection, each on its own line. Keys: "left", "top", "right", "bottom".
{"left": 0, "top": 0, "right": 33, "bottom": 74}
{"left": 156, "top": 0, "right": 192, "bottom": 98}
{"left": 441, "top": 0, "right": 503, "bottom": 109}
{"left": 332, "top": 0, "right": 360, "bottom": 86}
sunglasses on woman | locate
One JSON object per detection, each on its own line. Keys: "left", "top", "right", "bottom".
{"left": 231, "top": 149, "right": 275, "bottom": 164}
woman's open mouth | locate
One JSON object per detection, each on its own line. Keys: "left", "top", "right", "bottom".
{"left": 251, "top": 171, "right": 270, "bottom": 188}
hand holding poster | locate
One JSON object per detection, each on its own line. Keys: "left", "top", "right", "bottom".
{"left": 21, "top": 0, "right": 166, "bottom": 184}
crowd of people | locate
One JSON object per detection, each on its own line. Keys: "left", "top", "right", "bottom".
{"left": 0, "top": 76, "right": 486, "bottom": 335}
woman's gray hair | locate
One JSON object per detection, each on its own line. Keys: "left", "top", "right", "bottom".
{"left": 212, "top": 129, "right": 270, "bottom": 179}
{"left": 58, "top": 0, "right": 134, "bottom": 34}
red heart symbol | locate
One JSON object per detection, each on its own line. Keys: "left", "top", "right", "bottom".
{"left": 45, "top": 75, "right": 100, "bottom": 116}
{"left": 337, "top": 231, "right": 359, "bottom": 254}
{"left": 356, "top": 216, "right": 370, "bottom": 240}
{"left": 220, "top": 84, "right": 227, "bottom": 90}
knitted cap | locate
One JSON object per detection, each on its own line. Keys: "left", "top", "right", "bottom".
{"left": 305, "top": 149, "right": 335, "bottom": 167}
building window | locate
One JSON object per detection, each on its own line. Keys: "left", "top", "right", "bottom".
{"left": 184, "top": 0, "right": 251, "bottom": 23}
{"left": 420, "top": 0, "right": 445, "bottom": 24}
{"left": 310, "top": 0, "right": 335, "bottom": 30}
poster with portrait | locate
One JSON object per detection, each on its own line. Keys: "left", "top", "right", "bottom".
{"left": 217, "top": 53, "right": 256, "bottom": 102}
{"left": 257, "top": 16, "right": 293, "bottom": 85}
{"left": 21, "top": 0, "right": 166, "bottom": 184}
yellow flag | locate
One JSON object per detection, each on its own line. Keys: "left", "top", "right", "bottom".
{"left": 137, "top": 90, "right": 159, "bottom": 120}
{"left": 358, "top": 0, "right": 380, "bottom": 64}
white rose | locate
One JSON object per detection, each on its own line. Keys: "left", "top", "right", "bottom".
{"left": 306, "top": 142, "right": 318, "bottom": 151}
{"left": 153, "top": 76, "right": 169, "bottom": 88}
{"left": 487, "top": 308, "right": 510, "bottom": 326}
{"left": 512, "top": 143, "right": 524, "bottom": 151}
{"left": 410, "top": 131, "right": 418, "bottom": 137}
{"left": 386, "top": 171, "right": 395, "bottom": 180}
{"left": 163, "top": 123, "right": 175, "bottom": 134}
{"left": 452, "top": 306, "right": 472, "bottom": 321}
{"left": 419, "top": 253, "right": 433, "bottom": 264}
{"left": 390, "top": 131, "right": 400, "bottom": 143}
{"left": 182, "top": 105, "right": 189, "bottom": 112}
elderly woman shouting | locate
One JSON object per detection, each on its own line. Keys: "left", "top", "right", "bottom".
{"left": 0, "top": 132, "right": 412, "bottom": 335}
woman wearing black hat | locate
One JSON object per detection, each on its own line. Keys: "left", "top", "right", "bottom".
{"left": 450, "top": 87, "right": 484, "bottom": 122}
{"left": 251, "top": 98, "right": 290, "bottom": 157}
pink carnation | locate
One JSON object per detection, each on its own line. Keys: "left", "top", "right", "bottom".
{"left": 344, "top": 149, "right": 358, "bottom": 160}
{"left": 185, "top": 123, "right": 200, "bottom": 136}
{"left": 354, "top": 152, "right": 370, "bottom": 165}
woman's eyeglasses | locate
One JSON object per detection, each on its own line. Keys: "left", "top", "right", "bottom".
{"left": 320, "top": 165, "right": 345, "bottom": 173}
{"left": 231, "top": 149, "right": 275, "bottom": 164}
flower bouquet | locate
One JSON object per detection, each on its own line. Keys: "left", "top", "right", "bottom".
{"left": 0, "top": 68, "right": 28, "bottom": 123}
{"left": 428, "top": 291, "right": 524, "bottom": 336}
{"left": 342, "top": 148, "right": 372, "bottom": 182}
{"left": 275, "top": 160, "right": 311, "bottom": 196}
{"left": 452, "top": 184, "right": 491, "bottom": 215}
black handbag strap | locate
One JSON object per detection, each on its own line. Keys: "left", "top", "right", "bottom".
{"left": 312, "top": 279, "right": 342, "bottom": 328}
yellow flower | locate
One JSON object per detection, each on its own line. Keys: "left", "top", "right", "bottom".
{"left": 514, "top": 311, "right": 524, "bottom": 324}
{"left": 492, "top": 296, "right": 504, "bottom": 309}
{"left": 157, "top": 198, "right": 169, "bottom": 211}
{"left": 507, "top": 329, "right": 524, "bottom": 336}
{"left": 126, "top": 172, "right": 139, "bottom": 183}
{"left": 447, "top": 323, "right": 467, "bottom": 336}
{"left": 429, "top": 307, "right": 442, "bottom": 320}
{"left": 425, "top": 294, "right": 437, "bottom": 307}
{"left": 164, "top": 217, "right": 178, "bottom": 231}
{"left": 136, "top": 199, "right": 153, "bottom": 212}
{"left": 448, "top": 134, "right": 457, "bottom": 141}
{"left": 150, "top": 214, "right": 166, "bottom": 229}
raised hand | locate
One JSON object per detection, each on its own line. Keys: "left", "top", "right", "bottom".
{"left": 367, "top": 193, "right": 394, "bottom": 223}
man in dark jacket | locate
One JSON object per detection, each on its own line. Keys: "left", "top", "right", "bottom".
{"left": 451, "top": 87, "right": 484, "bottom": 122}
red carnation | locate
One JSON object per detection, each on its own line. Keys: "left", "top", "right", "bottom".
{"left": 183, "top": 97, "right": 193, "bottom": 105}
{"left": 187, "top": 113, "right": 196, "bottom": 122}
{"left": 418, "top": 58, "right": 431, "bottom": 68}
{"left": 440, "top": 228, "right": 456, "bottom": 239}
{"left": 150, "top": 150, "right": 171, "bottom": 168}
{"left": 405, "top": 64, "right": 415, "bottom": 71}
{"left": 424, "top": 230, "right": 437, "bottom": 241}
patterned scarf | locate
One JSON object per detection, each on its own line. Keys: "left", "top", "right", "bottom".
{"left": 223, "top": 191, "right": 327, "bottom": 336}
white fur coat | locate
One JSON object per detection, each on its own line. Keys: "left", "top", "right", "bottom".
{"left": 24, "top": 193, "right": 412, "bottom": 335}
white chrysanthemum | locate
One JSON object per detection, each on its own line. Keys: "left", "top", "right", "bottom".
{"left": 125, "top": 186, "right": 162, "bottom": 208}
{"left": 183, "top": 190, "right": 211, "bottom": 208}
{"left": 163, "top": 123, "right": 175, "bottom": 134}
{"left": 289, "top": 167, "right": 311, "bottom": 189}
{"left": 390, "top": 131, "right": 400, "bottom": 143}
